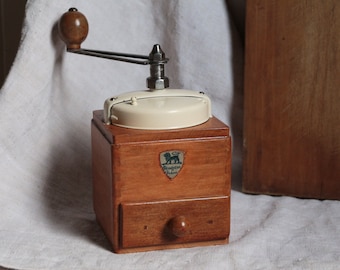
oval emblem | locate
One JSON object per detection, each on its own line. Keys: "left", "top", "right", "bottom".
{"left": 160, "top": 150, "right": 184, "bottom": 179}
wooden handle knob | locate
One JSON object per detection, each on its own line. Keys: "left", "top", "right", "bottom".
{"left": 168, "top": 216, "right": 189, "bottom": 237}
{"left": 58, "top": 8, "right": 88, "bottom": 50}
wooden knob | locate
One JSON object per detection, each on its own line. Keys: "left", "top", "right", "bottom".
{"left": 58, "top": 8, "right": 88, "bottom": 50}
{"left": 168, "top": 216, "right": 189, "bottom": 237}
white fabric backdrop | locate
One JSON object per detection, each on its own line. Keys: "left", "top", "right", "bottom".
{"left": 0, "top": 1, "right": 339, "bottom": 269}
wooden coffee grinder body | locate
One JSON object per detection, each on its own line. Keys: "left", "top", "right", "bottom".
{"left": 91, "top": 110, "right": 231, "bottom": 253}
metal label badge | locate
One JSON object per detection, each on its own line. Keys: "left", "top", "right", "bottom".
{"left": 160, "top": 150, "right": 184, "bottom": 179}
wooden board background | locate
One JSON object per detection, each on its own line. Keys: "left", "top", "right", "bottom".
{"left": 243, "top": 0, "right": 340, "bottom": 199}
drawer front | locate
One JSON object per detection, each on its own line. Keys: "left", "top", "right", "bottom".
{"left": 120, "top": 196, "right": 230, "bottom": 249}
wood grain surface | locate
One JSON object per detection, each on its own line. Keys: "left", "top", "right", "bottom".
{"left": 243, "top": 0, "right": 340, "bottom": 199}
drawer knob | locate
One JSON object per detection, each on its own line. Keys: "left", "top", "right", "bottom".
{"left": 168, "top": 216, "right": 188, "bottom": 237}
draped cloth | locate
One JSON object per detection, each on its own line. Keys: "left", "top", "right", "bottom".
{"left": 0, "top": 1, "right": 339, "bottom": 269}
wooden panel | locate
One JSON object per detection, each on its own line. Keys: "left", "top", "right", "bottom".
{"left": 243, "top": 0, "right": 340, "bottom": 199}
{"left": 113, "top": 137, "right": 231, "bottom": 202}
{"left": 91, "top": 120, "right": 114, "bottom": 243}
{"left": 120, "top": 197, "right": 229, "bottom": 249}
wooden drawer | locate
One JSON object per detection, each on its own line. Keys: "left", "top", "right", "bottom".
{"left": 120, "top": 196, "right": 230, "bottom": 249}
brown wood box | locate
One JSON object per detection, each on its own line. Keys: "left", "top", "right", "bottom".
{"left": 243, "top": 0, "right": 340, "bottom": 200}
{"left": 91, "top": 110, "right": 231, "bottom": 253}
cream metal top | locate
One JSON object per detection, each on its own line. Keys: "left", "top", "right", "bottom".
{"left": 103, "top": 89, "right": 212, "bottom": 130}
